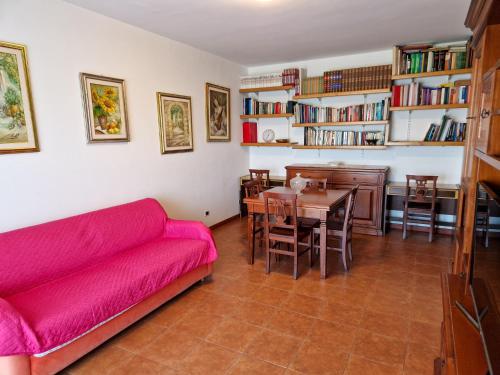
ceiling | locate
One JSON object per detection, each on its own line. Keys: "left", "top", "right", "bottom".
{"left": 64, "top": 0, "right": 472, "bottom": 66}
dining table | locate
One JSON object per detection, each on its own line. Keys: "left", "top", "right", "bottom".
{"left": 243, "top": 186, "right": 351, "bottom": 279}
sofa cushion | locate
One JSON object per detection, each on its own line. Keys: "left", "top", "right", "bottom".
{"left": 5, "top": 237, "right": 211, "bottom": 355}
{"left": 0, "top": 199, "right": 168, "bottom": 297}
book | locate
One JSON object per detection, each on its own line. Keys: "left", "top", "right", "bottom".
{"left": 423, "top": 116, "right": 467, "bottom": 142}
{"left": 242, "top": 122, "right": 257, "bottom": 143}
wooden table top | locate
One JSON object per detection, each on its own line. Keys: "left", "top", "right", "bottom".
{"left": 244, "top": 186, "right": 351, "bottom": 210}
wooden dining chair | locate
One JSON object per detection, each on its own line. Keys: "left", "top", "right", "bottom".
{"left": 263, "top": 191, "right": 314, "bottom": 279}
{"left": 402, "top": 175, "right": 438, "bottom": 242}
{"left": 244, "top": 179, "right": 264, "bottom": 264}
{"left": 313, "top": 185, "right": 359, "bottom": 271}
{"left": 249, "top": 169, "right": 271, "bottom": 189}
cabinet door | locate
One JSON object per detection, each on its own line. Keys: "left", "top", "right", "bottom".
{"left": 333, "top": 184, "right": 379, "bottom": 229}
{"left": 477, "top": 69, "right": 500, "bottom": 155}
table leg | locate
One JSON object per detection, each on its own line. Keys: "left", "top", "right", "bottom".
{"left": 320, "top": 212, "right": 327, "bottom": 279}
{"left": 247, "top": 211, "right": 255, "bottom": 265}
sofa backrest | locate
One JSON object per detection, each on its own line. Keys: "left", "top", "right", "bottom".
{"left": 0, "top": 198, "right": 168, "bottom": 297}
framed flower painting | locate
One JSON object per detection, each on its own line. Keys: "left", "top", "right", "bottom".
{"left": 0, "top": 41, "right": 39, "bottom": 154}
{"left": 80, "top": 73, "right": 129, "bottom": 142}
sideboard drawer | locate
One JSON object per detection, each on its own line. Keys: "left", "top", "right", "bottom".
{"left": 331, "top": 172, "right": 380, "bottom": 186}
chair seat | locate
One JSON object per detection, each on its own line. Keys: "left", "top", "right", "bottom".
{"left": 298, "top": 217, "right": 320, "bottom": 228}
{"left": 269, "top": 226, "right": 312, "bottom": 242}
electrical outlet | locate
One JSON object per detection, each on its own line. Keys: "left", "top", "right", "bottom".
{"left": 204, "top": 211, "right": 210, "bottom": 216}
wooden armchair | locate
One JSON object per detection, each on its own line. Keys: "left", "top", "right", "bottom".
{"left": 402, "top": 175, "right": 438, "bottom": 242}
{"left": 249, "top": 169, "right": 271, "bottom": 189}
{"left": 244, "top": 179, "right": 264, "bottom": 264}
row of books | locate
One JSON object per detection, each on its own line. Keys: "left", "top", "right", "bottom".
{"left": 393, "top": 41, "right": 472, "bottom": 75}
{"left": 294, "top": 98, "right": 390, "bottom": 124}
{"left": 423, "top": 116, "right": 467, "bottom": 142}
{"left": 240, "top": 73, "right": 283, "bottom": 89}
{"left": 304, "top": 128, "right": 385, "bottom": 147}
{"left": 243, "top": 98, "right": 295, "bottom": 115}
{"left": 392, "top": 82, "right": 469, "bottom": 107}
{"left": 323, "top": 65, "right": 392, "bottom": 93}
{"left": 301, "top": 76, "right": 324, "bottom": 95}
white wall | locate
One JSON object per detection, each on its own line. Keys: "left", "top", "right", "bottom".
{"left": 246, "top": 50, "right": 466, "bottom": 183}
{"left": 0, "top": 0, "right": 248, "bottom": 232}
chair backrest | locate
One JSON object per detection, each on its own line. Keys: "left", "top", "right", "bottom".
{"left": 405, "top": 175, "right": 438, "bottom": 207}
{"left": 263, "top": 191, "right": 298, "bottom": 243}
{"left": 304, "top": 178, "right": 328, "bottom": 192}
{"left": 343, "top": 185, "right": 359, "bottom": 233}
{"left": 243, "top": 179, "right": 263, "bottom": 198}
{"left": 249, "top": 169, "right": 271, "bottom": 188}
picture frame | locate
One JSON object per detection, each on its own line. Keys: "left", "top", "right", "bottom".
{"left": 205, "top": 82, "right": 230, "bottom": 142}
{"left": 80, "top": 73, "right": 129, "bottom": 143}
{"left": 0, "top": 41, "right": 39, "bottom": 154}
{"left": 156, "top": 92, "right": 193, "bottom": 154}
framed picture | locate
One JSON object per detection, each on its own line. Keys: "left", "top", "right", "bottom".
{"left": 156, "top": 92, "right": 193, "bottom": 154}
{"left": 0, "top": 41, "right": 38, "bottom": 154}
{"left": 205, "top": 82, "right": 230, "bottom": 142}
{"left": 80, "top": 73, "right": 129, "bottom": 143}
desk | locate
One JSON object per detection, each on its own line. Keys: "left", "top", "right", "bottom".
{"left": 244, "top": 186, "right": 350, "bottom": 279}
{"left": 383, "top": 182, "right": 461, "bottom": 234}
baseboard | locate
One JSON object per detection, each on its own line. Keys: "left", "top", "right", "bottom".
{"left": 209, "top": 214, "right": 240, "bottom": 229}
{"left": 389, "top": 223, "right": 454, "bottom": 236}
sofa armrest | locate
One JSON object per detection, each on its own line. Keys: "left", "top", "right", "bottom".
{"left": 164, "top": 219, "right": 218, "bottom": 262}
{"left": 0, "top": 298, "right": 37, "bottom": 356}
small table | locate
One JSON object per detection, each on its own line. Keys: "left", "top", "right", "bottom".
{"left": 383, "top": 181, "right": 461, "bottom": 234}
{"left": 244, "top": 186, "right": 351, "bottom": 279}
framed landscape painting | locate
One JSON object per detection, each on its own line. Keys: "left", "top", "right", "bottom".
{"left": 0, "top": 41, "right": 39, "bottom": 154}
{"left": 156, "top": 92, "right": 193, "bottom": 154}
{"left": 205, "top": 83, "right": 230, "bottom": 142}
{"left": 80, "top": 73, "right": 129, "bottom": 143}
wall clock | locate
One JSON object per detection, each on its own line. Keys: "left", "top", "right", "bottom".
{"left": 262, "top": 129, "right": 275, "bottom": 143}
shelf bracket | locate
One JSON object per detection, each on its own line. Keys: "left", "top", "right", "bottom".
{"left": 407, "top": 110, "right": 413, "bottom": 141}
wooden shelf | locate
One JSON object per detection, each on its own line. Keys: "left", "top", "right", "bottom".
{"left": 293, "top": 120, "right": 389, "bottom": 128}
{"left": 386, "top": 141, "right": 465, "bottom": 146}
{"left": 292, "top": 145, "right": 387, "bottom": 150}
{"left": 392, "top": 68, "right": 472, "bottom": 80}
{"left": 240, "top": 142, "right": 295, "bottom": 147}
{"left": 240, "top": 114, "right": 294, "bottom": 119}
{"left": 390, "top": 103, "right": 469, "bottom": 111}
{"left": 474, "top": 149, "right": 500, "bottom": 170}
{"left": 239, "top": 85, "right": 294, "bottom": 93}
{"left": 293, "top": 88, "right": 391, "bottom": 100}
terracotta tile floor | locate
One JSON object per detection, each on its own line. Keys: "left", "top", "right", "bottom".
{"left": 62, "top": 218, "right": 453, "bottom": 375}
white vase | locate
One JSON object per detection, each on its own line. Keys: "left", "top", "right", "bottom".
{"left": 290, "top": 173, "right": 307, "bottom": 195}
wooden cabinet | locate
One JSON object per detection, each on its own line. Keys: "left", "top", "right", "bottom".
{"left": 285, "top": 164, "right": 389, "bottom": 236}
{"left": 477, "top": 65, "right": 500, "bottom": 156}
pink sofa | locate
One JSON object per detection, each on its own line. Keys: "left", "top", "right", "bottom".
{"left": 0, "top": 198, "right": 217, "bottom": 375}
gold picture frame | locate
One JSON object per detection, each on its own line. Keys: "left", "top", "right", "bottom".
{"left": 80, "top": 73, "right": 130, "bottom": 143}
{"left": 157, "top": 92, "right": 194, "bottom": 154}
{"left": 205, "top": 82, "right": 230, "bottom": 142}
{"left": 0, "top": 41, "right": 39, "bottom": 154}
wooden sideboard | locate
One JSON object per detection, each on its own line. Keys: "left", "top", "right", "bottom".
{"left": 285, "top": 164, "right": 389, "bottom": 236}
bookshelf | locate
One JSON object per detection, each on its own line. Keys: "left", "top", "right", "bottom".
{"left": 293, "top": 120, "right": 389, "bottom": 128}
{"left": 239, "top": 85, "right": 294, "bottom": 93}
{"left": 240, "top": 142, "right": 295, "bottom": 147}
{"left": 386, "top": 141, "right": 464, "bottom": 146}
{"left": 293, "top": 145, "right": 387, "bottom": 150}
{"left": 240, "top": 114, "right": 294, "bottom": 119}
{"left": 390, "top": 104, "right": 469, "bottom": 111}
{"left": 293, "top": 88, "right": 390, "bottom": 100}
{"left": 392, "top": 68, "right": 472, "bottom": 80}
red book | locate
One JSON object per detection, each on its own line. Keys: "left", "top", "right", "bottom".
{"left": 392, "top": 86, "right": 401, "bottom": 107}
{"left": 242, "top": 122, "right": 257, "bottom": 143}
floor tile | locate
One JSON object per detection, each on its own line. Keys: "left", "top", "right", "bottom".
{"left": 112, "top": 320, "right": 166, "bottom": 353}
{"left": 245, "top": 329, "right": 302, "bottom": 367}
{"left": 172, "top": 310, "right": 223, "bottom": 338}
{"left": 353, "top": 329, "right": 407, "bottom": 366}
{"left": 231, "top": 300, "right": 277, "bottom": 326}
{"left": 177, "top": 342, "right": 240, "bottom": 375}
{"left": 108, "top": 355, "right": 175, "bottom": 375}
{"left": 345, "top": 354, "right": 403, "bottom": 375}
{"left": 360, "top": 310, "right": 410, "bottom": 341}
{"left": 290, "top": 344, "right": 349, "bottom": 375}
{"left": 318, "top": 301, "right": 364, "bottom": 326}
{"left": 408, "top": 320, "right": 441, "bottom": 349}
{"left": 206, "top": 317, "right": 262, "bottom": 352}
{"left": 250, "top": 286, "right": 290, "bottom": 307}
{"left": 404, "top": 343, "right": 439, "bottom": 375}
{"left": 281, "top": 292, "right": 325, "bottom": 317}
{"left": 68, "top": 345, "right": 133, "bottom": 375}
{"left": 266, "top": 308, "right": 315, "bottom": 338}
{"left": 227, "top": 356, "right": 285, "bottom": 375}
{"left": 308, "top": 319, "right": 357, "bottom": 352}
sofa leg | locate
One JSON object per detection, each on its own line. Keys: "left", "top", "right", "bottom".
{"left": 200, "top": 275, "right": 213, "bottom": 284}
{"left": 0, "top": 355, "right": 30, "bottom": 375}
